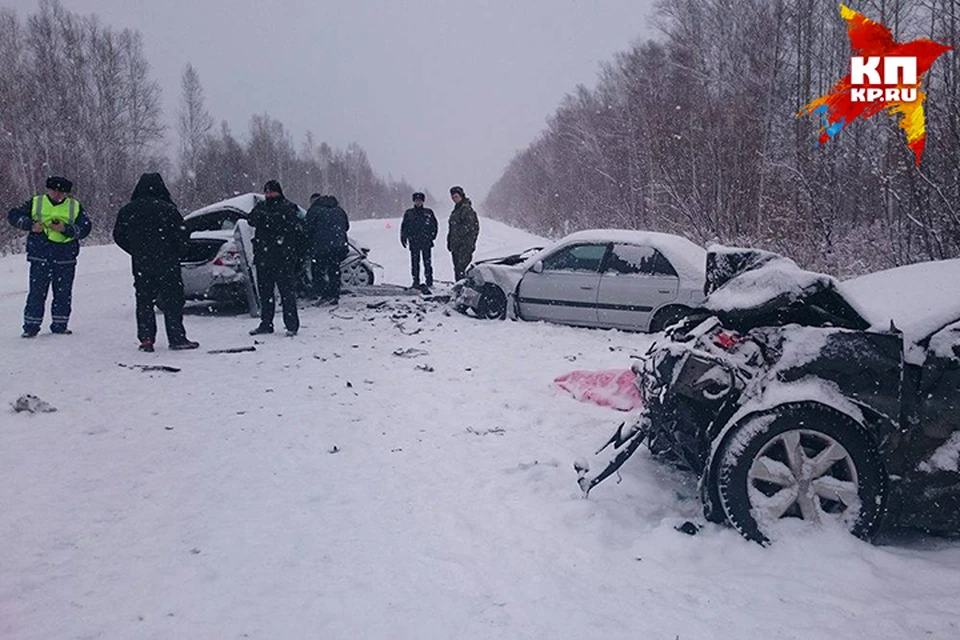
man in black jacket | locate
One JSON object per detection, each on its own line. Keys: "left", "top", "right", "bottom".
{"left": 248, "top": 180, "right": 303, "bottom": 336}
{"left": 113, "top": 173, "right": 199, "bottom": 352}
{"left": 304, "top": 194, "right": 349, "bottom": 304}
{"left": 400, "top": 192, "right": 438, "bottom": 292}
{"left": 7, "top": 176, "right": 93, "bottom": 337}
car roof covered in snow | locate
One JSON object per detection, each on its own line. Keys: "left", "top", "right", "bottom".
{"left": 184, "top": 193, "right": 309, "bottom": 220}
{"left": 557, "top": 229, "right": 706, "bottom": 285}
{"left": 184, "top": 193, "right": 264, "bottom": 220}
{"left": 840, "top": 258, "right": 960, "bottom": 343}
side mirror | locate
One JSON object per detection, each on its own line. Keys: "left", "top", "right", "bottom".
{"left": 531, "top": 261, "right": 544, "bottom": 274}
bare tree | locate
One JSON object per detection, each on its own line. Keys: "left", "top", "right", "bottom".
{"left": 176, "top": 63, "right": 214, "bottom": 210}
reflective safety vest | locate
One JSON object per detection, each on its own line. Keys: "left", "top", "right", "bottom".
{"left": 31, "top": 195, "right": 80, "bottom": 243}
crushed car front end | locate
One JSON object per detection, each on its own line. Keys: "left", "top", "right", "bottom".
{"left": 453, "top": 248, "right": 541, "bottom": 319}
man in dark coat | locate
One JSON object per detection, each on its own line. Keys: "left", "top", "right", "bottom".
{"left": 446, "top": 185, "right": 480, "bottom": 281}
{"left": 113, "top": 173, "right": 199, "bottom": 352}
{"left": 7, "top": 176, "right": 93, "bottom": 337}
{"left": 248, "top": 180, "right": 303, "bottom": 336}
{"left": 304, "top": 194, "right": 350, "bottom": 304}
{"left": 401, "top": 191, "right": 438, "bottom": 292}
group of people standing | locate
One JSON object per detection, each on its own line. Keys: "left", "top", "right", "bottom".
{"left": 244, "top": 182, "right": 351, "bottom": 338}
{"left": 7, "top": 175, "right": 481, "bottom": 351}
{"left": 400, "top": 185, "right": 480, "bottom": 291}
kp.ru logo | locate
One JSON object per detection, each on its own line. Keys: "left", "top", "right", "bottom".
{"left": 798, "top": 4, "right": 952, "bottom": 165}
{"left": 849, "top": 56, "right": 917, "bottom": 102}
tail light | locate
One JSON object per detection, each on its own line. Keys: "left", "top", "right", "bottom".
{"left": 713, "top": 330, "right": 740, "bottom": 350}
{"left": 213, "top": 249, "right": 242, "bottom": 268}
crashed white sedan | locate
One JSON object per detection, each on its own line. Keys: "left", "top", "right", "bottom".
{"left": 453, "top": 230, "right": 707, "bottom": 332}
{"left": 179, "top": 193, "right": 377, "bottom": 308}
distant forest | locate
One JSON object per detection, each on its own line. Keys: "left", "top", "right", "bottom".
{"left": 0, "top": 0, "right": 417, "bottom": 252}
{"left": 484, "top": 0, "right": 960, "bottom": 276}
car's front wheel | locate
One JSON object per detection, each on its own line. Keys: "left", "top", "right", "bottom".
{"left": 476, "top": 286, "right": 507, "bottom": 320}
{"left": 715, "top": 403, "right": 885, "bottom": 544}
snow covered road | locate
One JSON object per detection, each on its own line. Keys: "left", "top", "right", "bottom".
{"left": 2, "top": 217, "right": 959, "bottom": 639}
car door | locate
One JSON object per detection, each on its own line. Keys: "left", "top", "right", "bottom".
{"left": 900, "top": 319, "right": 960, "bottom": 532}
{"left": 596, "top": 243, "right": 680, "bottom": 330}
{"left": 516, "top": 243, "right": 608, "bottom": 326}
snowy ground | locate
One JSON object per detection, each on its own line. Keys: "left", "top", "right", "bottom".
{"left": 2, "top": 216, "right": 960, "bottom": 639}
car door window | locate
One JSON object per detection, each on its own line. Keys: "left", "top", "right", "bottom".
{"left": 604, "top": 244, "right": 678, "bottom": 277}
{"left": 540, "top": 244, "right": 607, "bottom": 272}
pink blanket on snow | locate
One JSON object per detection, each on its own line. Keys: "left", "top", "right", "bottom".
{"left": 553, "top": 369, "right": 642, "bottom": 412}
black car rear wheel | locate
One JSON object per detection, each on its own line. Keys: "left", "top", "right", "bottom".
{"left": 341, "top": 262, "right": 374, "bottom": 287}
{"left": 476, "top": 286, "right": 507, "bottom": 320}
{"left": 715, "top": 403, "right": 885, "bottom": 545}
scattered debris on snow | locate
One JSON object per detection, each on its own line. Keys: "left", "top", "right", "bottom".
{"left": 392, "top": 347, "right": 429, "bottom": 358}
{"left": 207, "top": 346, "right": 256, "bottom": 354}
{"left": 118, "top": 363, "right": 181, "bottom": 373}
{"left": 12, "top": 394, "right": 57, "bottom": 413}
{"left": 466, "top": 426, "right": 506, "bottom": 436}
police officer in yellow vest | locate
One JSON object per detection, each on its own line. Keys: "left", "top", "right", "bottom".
{"left": 7, "top": 176, "right": 92, "bottom": 337}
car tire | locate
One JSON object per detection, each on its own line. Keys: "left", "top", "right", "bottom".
{"left": 649, "top": 305, "right": 689, "bottom": 333}
{"left": 714, "top": 403, "right": 885, "bottom": 545}
{"left": 476, "top": 286, "right": 507, "bottom": 320}
{"left": 341, "top": 263, "right": 374, "bottom": 287}
{"left": 715, "top": 402, "right": 886, "bottom": 545}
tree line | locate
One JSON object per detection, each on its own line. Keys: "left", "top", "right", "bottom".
{"left": 0, "top": 0, "right": 417, "bottom": 254}
{"left": 484, "top": 0, "right": 960, "bottom": 276}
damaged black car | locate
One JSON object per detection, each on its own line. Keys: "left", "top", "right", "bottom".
{"left": 578, "top": 247, "right": 960, "bottom": 544}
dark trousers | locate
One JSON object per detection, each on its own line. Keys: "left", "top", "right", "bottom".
{"left": 451, "top": 247, "right": 474, "bottom": 282}
{"left": 409, "top": 245, "right": 433, "bottom": 286}
{"left": 311, "top": 254, "right": 342, "bottom": 301}
{"left": 257, "top": 262, "right": 299, "bottom": 331}
{"left": 24, "top": 259, "right": 75, "bottom": 331}
{"left": 134, "top": 265, "right": 187, "bottom": 344}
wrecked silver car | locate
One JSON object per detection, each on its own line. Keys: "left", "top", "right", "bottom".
{"left": 578, "top": 247, "right": 960, "bottom": 544}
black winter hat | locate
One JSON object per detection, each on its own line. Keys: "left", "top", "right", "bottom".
{"left": 449, "top": 185, "right": 465, "bottom": 197}
{"left": 263, "top": 180, "right": 284, "bottom": 196}
{"left": 412, "top": 192, "right": 425, "bottom": 202}
{"left": 46, "top": 176, "right": 73, "bottom": 193}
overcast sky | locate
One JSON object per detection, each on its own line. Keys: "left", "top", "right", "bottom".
{"left": 13, "top": 0, "right": 656, "bottom": 206}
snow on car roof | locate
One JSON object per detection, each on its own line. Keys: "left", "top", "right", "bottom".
{"left": 184, "top": 193, "right": 263, "bottom": 219}
{"left": 559, "top": 229, "right": 706, "bottom": 285}
{"left": 840, "top": 258, "right": 960, "bottom": 343}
